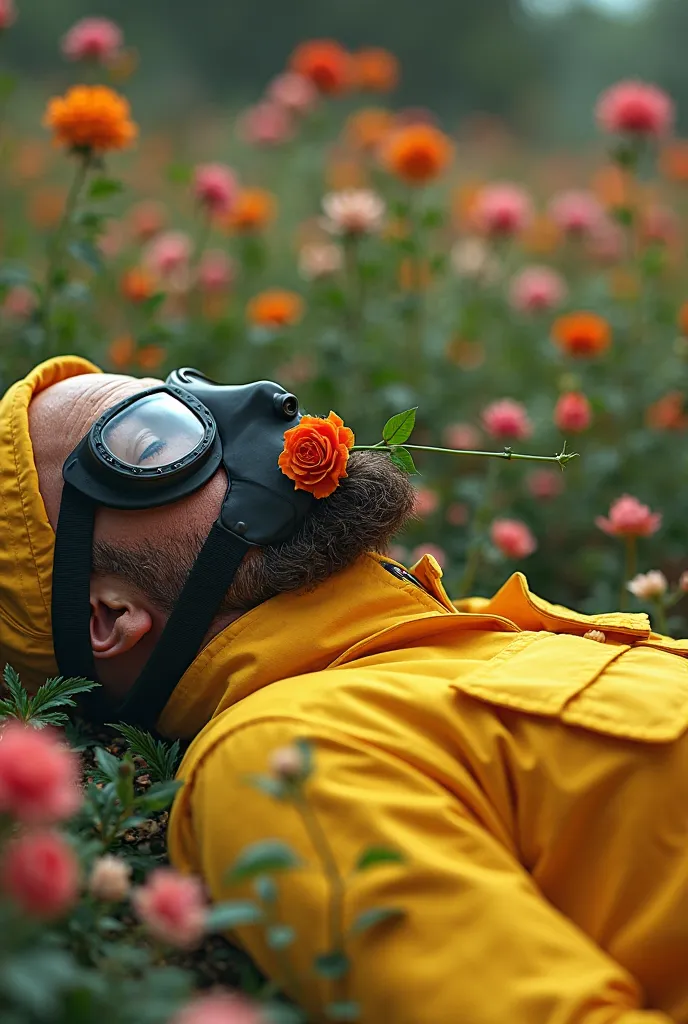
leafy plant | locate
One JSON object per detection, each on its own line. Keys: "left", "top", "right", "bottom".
{"left": 0, "top": 665, "right": 98, "bottom": 729}
{"left": 110, "top": 722, "right": 182, "bottom": 783}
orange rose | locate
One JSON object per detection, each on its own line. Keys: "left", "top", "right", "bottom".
{"left": 278, "top": 411, "right": 355, "bottom": 499}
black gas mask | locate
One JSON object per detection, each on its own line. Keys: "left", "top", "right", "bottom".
{"left": 51, "top": 368, "right": 314, "bottom": 727}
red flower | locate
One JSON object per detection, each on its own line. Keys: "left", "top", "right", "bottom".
{"left": 481, "top": 399, "right": 532, "bottom": 441}
{"left": 490, "top": 519, "right": 537, "bottom": 559}
{"left": 2, "top": 830, "right": 80, "bottom": 918}
{"left": 289, "top": 40, "right": 352, "bottom": 95}
{"left": 596, "top": 495, "right": 662, "bottom": 538}
{"left": 596, "top": 80, "right": 674, "bottom": 137}
{"left": 554, "top": 392, "right": 592, "bottom": 433}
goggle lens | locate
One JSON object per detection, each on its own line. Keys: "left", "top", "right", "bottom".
{"left": 101, "top": 392, "right": 205, "bottom": 469}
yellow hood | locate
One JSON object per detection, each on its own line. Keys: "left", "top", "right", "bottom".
{"left": 0, "top": 356, "right": 101, "bottom": 690}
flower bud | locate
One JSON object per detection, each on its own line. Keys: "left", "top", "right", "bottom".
{"left": 626, "top": 570, "right": 668, "bottom": 599}
{"left": 88, "top": 855, "right": 132, "bottom": 902}
{"left": 269, "top": 745, "right": 305, "bottom": 781}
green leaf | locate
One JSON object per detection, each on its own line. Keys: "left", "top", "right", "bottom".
{"left": 350, "top": 906, "right": 405, "bottom": 935}
{"left": 227, "top": 840, "right": 302, "bottom": 883}
{"left": 2, "top": 665, "right": 29, "bottom": 719}
{"left": 254, "top": 875, "right": 278, "bottom": 904}
{"left": 244, "top": 773, "right": 288, "bottom": 800}
{"left": 354, "top": 846, "right": 406, "bottom": 872}
{"left": 29, "top": 675, "right": 98, "bottom": 716}
{"left": 141, "top": 292, "right": 167, "bottom": 317}
{"left": 382, "top": 408, "right": 417, "bottom": 445}
{"left": 94, "top": 746, "right": 123, "bottom": 784}
{"left": 267, "top": 924, "right": 295, "bottom": 950}
{"left": 133, "top": 778, "right": 183, "bottom": 813}
{"left": 111, "top": 722, "right": 181, "bottom": 782}
{"left": 68, "top": 240, "right": 103, "bottom": 273}
{"left": 206, "top": 900, "right": 263, "bottom": 931}
{"left": 88, "top": 176, "right": 124, "bottom": 200}
{"left": 421, "top": 207, "right": 444, "bottom": 229}
{"left": 389, "top": 447, "right": 418, "bottom": 474}
{"left": 326, "top": 1001, "right": 361, "bottom": 1022}
{"left": 313, "top": 951, "right": 350, "bottom": 980}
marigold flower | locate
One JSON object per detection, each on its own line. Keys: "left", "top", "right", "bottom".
{"left": 596, "top": 495, "right": 662, "bottom": 538}
{"left": 321, "top": 188, "right": 385, "bottom": 236}
{"left": 267, "top": 72, "right": 318, "bottom": 115}
{"left": 490, "top": 519, "right": 537, "bottom": 559}
{"left": 0, "top": 722, "right": 81, "bottom": 824}
{"left": 133, "top": 868, "right": 206, "bottom": 948}
{"left": 278, "top": 411, "right": 354, "bottom": 499}
{"left": 552, "top": 312, "right": 611, "bottom": 358}
{"left": 481, "top": 399, "right": 532, "bottom": 441}
{"left": 352, "top": 47, "right": 400, "bottom": 93}
{"left": 61, "top": 17, "right": 122, "bottom": 63}
{"left": 527, "top": 469, "right": 564, "bottom": 501}
{"left": 121, "top": 267, "right": 156, "bottom": 304}
{"left": 198, "top": 250, "right": 234, "bottom": 293}
{"left": 192, "top": 163, "right": 239, "bottom": 216}
{"left": 509, "top": 266, "right": 567, "bottom": 314}
{"left": 382, "top": 124, "right": 454, "bottom": 185}
{"left": 298, "top": 242, "right": 343, "bottom": 281}
{"left": 88, "top": 855, "right": 131, "bottom": 902}
{"left": 238, "top": 102, "right": 294, "bottom": 147}
{"left": 549, "top": 190, "right": 604, "bottom": 236}
{"left": 596, "top": 80, "right": 674, "bottom": 137}
{"left": 413, "top": 487, "right": 439, "bottom": 518}
{"left": 170, "top": 993, "right": 267, "bottom": 1024}
{"left": 2, "top": 830, "right": 79, "bottom": 918}
{"left": 554, "top": 391, "right": 592, "bottom": 433}
{"left": 0, "top": 0, "right": 16, "bottom": 30}
{"left": 43, "top": 85, "right": 137, "bottom": 153}
{"left": 246, "top": 289, "right": 304, "bottom": 329}
{"left": 345, "top": 108, "right": 395, "bottom": 152}
{"left": 473, "top": 183, "right": 533, "bottom": 237}
{"left": 627, "top": 571, "right": 668, "bottom": 600}
{"left": 222, "top": 188, "right": 276, "bottom": 234}
{"left": 289, "top": 39, "right": 352, "bottom": 95}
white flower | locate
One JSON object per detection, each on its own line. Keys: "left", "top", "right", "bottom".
{"left": 298, "top": 242, "right": 343, "bottom": 280}
{"left": 88, "top": 855, "right": 132, "bottom": 902}
{"left": 321, "top": 189, "right": 386, "bottom": 236}
{"left": 626, "top": 570, "right": 668, "bottom": 599}
{"left": 450, "top": 238, "right": 500, "bottom": 283}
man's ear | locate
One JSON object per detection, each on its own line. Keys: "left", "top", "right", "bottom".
{"left": 89, "top": 576, "right": 154, "bottom": 661}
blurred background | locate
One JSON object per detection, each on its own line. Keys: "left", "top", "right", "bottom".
{"left": 7, "top": 0, "right": 688, "bottom": 142}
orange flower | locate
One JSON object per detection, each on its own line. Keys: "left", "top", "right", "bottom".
{"left": 382, "top": 124, "right": 454, "bottom": 185}
{"left": 678, "top": 301, "right": 688, "bottom": 336}
{"left": 246, "top": 289, "right": 304, "bottom": 328}
{"left": 43, "top": 85, "right": 137, "bottom": 153}
{"left": 289, "top": 40, "right": 352, "bottom": 95}
{"left": 223, "top": 187, "right": 276, "bottom": 233}
{"left": 108, "top": 334, "right": 135, "bottom": 369}
{"left": 278, "top": 411, "right": 354, "bottom": 499}
{"left": 660, "top": 140, "right": 688, "bottom": 183}
{"left": 646, "top": 391, "right": 688, "bottom": 430}
{"left": 138, "top": 345, "right": 166, "bottom": 371}
{"left": 551, "top": 312, "right": 611, "bottom": 358}
{"left": 121, "top": 267, "right": 156, "bottom": 303}
{"left": 345, "top": 108, "right": 395, "bottom": 152}
{"left": 352, "top": 48, "right": 399, "bottom": 93}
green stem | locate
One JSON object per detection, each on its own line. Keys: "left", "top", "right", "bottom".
{"left": 620, "top": 536, "right": 637, "bottom": 611}
{"left": 42, "top": 152, "right": 92, "bottom": 355}
{"left": 652, "top": 597, "right": 669, "bottom": 637}
{"left": 352, "top": 443, "right": 577, "bottom": 467}
{"left": 457, "top": 459, "right": 499, "bottom": 598}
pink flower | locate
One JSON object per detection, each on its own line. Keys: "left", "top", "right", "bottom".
{"left": 587, "top": 218, "right": 624, "bottom": 264}
{"left": 0, "top": 722, "right": 81, "bottom": 824}
{"left": 596, "top": 494, "right": 662, "bottom": 538}
{"left": 98, "top": 219, "right": 125, "bottom": 259}
{"left": 128, "top": 199, "right": 167, "bottom": 242}
{"left": 321, "top": 189, "right": 386, "bottom": 236}
{"left": 679, "top": 571, "right": 688, "bottom": 593}
{"left": 192, "top": 164, "right": 239, "bottom": 216}
{"left": 3, "top": 284, "right": 36, "bottom": 320}
{"left": 0, "top": 0, "right": 16, "bottom": 30}
{"left": 409, "top": 543, "right": 447, "bottom": 569}
{"left": 554, "top": 391, "right": 592, "bottom": 433}
{"left": 413, "top": 487, "right": 439, "bottom": 518}
{"left": 170, "top": 993, "right": 267, "bottom": 1024}
{"left": 481, "top": 399, "right": 532, "bottom": 441}
{"left": 144, "top": 230, "right": 192, "bottom": 280}
{"left": 239, "top": 102, "right": 294, "bottom": 147}
{"left": 509, "top": 266, "right": 567, "bottom": 314}
{"left": 446, "top": 502, "right": 469, "bottom": 526}
{"left": 527, "top": 468, "right": 564, "bottom": 501}
{"left": 2, "top": 830, "right": 80, "bottom": 918}
{"left": 267, "top": 72, "right": 318, "bottom": 115}
{"left": 549, "top": 190, "right": 604, "bottom": 236}
{"left": 198, "top": 250, "right": 234, "bottom": 293}
{"left": 132, "top": 868, "right": 206, "bottom": 948}
{"left": 88, "top": 855, "right": 132, "bottom": 902}
{"left": 61, "top": 17, "right": 123, "bottom": 63}
{"left": 596, "top": 80, "right": 674, "bottom": 138}
{"left": 442, "top": 423, "right": 481, "bottom": 451}
{"left": 627, "top": 570, "right": 668, "bottom": 599}
{"left": 473, "top": 183, "right": 533, "bottom": 237}
{"left": 298, "top": 242, "right": 343, "bottom": 280}
{"left": 490, "top": 518, "right": 537, "bottom": 559}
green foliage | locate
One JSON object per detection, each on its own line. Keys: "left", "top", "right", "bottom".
{"left": 227, "top": 840, "right": 302, "bottom": 883}
{"left": 111, "top": 722, "right": 182, "bottom": 783}
{"left": 0, "top": 666, "right": 97, "bottom": 728}
{"left": 354, "top": 847, "right": 406, "bottom": 872}
{"left": 382, "top": 407, "right": 417, "bottom": 445}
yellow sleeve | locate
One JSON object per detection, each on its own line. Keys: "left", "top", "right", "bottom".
{"left": 172, "top": 718, "right": 673, "bottom": 1024}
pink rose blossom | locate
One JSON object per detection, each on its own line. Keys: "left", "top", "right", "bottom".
{"left": 473, "top": 183, "right": 533, "bottom": 237}
{"left": 298, "top": 242, "right": 343, "bottom": 280}
{"left": 527, "top": 468, "right": 564, "bottom": 501}
{"left": 554, "top": 391, "right": 592, "bottom": 433}
{"left": 239, "top": 102, "right": 294, "bottom": 147}
{"left": 490, "top": 518, "right": 537, "bottom": 559}
{"left": 627, "top": 570, "right": 668, "bottom": 599}
{"left": 446, "top": 502, "right": 469, "bottom": 526}
{"left": 144, "top": 231, "right": 192, "bottom": 284}
{"left": 413, "top": 487, "right": 439, "bottom": 518}
{"left": 509, "top": 266, "right": 567, "bottom": 314}
{"left": 321, "top": 189, "right": 385, "bottom": 236}
{"left": 88, "top": 855, "right": 132, "bottom": 902}
{"left": 0, "top": 722, "right": 81, "bottom": 824}
{"left": 596, "top": 80, "right": 674, "bottom": 137}
{"left": 0, "top": 0, "right": 16, "bottom": 30}
{"left": 3, "top": 285, "right": 36, "bottom": 320}
{"left": 61, "top": 17, "right": 123, "bottom": 63}
{"left": 409, "top": 543, "right": 447, "bottom": 569}
{"left": 442, "top": 423, "right": 481, "bottom": 451}
{"left": 549, "top": 190, "right": 604, "bottom": 236}
{"left": 481, "top": 399, "right": 532, "bottom": 441}
{"left": 192, "top": 164, "right": 239, "bottom": 216}
{"left": 596, "top": 494, "right": 662, "bottom": 538}
{"left": 267, "top": 72, "right": 318, "bottom": 115}
{"left": 170, "top": 993, "right": 267, "bottom": 1024}
{"left": 2, "top": 830, "right": 80, "bottom": 918}
{"left": 198, "top": 250, "right": 234, "bottom": 293}
{"left": 132, "top": 868, "right": 206, "bottom": 948}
